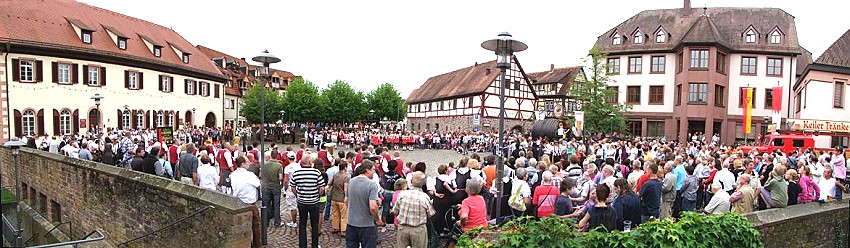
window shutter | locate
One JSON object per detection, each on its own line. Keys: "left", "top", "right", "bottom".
{"left": 124, "top": 70, "right": 130, "bottom": 89}
{"left": 117, "top": 110, "right": 123, "bottom": 130}
{"left": 72, "top": 109, "right": 79, "bottom": 134}
{"left": 131, "top": 110, "right": 137, "bottom": 128}
{"left": 36, "top": 60, "right": 43, "bottom": 82}
{"left": 145, "top": 110, "right": 150, "bottom": 129}
{"left": 836, "top": 83, "right": 844, "bottom": 107}
{"left": 71, "top": 64, "right": 79, "bottom": 84}
{"left": 214, "top": 84, "right": 220, "bottom": 98}
{"left": 100, "top": 67, "right": 107, "bottom": 86}
{"left": 184, "top": 79, "right": 189, "bottom": 95}
{"left": 53, "top": 109, "right": 60, "bottom": 136}
{"left": 11, "top": 59, "right": 19, "bottom": 82}
{"left": 51, "top": 62, "right": 58, "bottom": 83}
{"left": 158, "top": 75, "right": 163, "bottom": 91}
{"left": 36, "top": 109, "right": 45, "bottom": 136}
{"left": 82, "top": 65, "right": 89, "bottom": 84}
{"left": 175, "top": 111, "right": 180, "bottom": 129}
{"left": 169, "top": 77, "right": 174, "bottom": 92}
{"left": 197, "top": 82, "right": 200, "bottom": 95}
{"left": 13, "top": 110, "right": 22, "bottom": 138}
{"left": 138, "top": 72, "right": 144, "bottom": 89}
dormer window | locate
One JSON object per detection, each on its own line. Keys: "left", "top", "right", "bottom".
{"left": 82, "top": 31, "right": 92, "bottom": 44}
{"left": 213, "top": 58, "right": 224, "bottom": 68}
{"left": 613, "top": 34, "right": 622, "bottom": 45}
{"left": 118, "top": 38, "right": 127, "bottom": 50}
{"left": 770, "top": 30, "right": 781, "bottom": 44}
{"left": 656, "top": 30, "right": 666, "bottom": 43}
{"left": 634, "top": 31, "right": 643, "bottom": 44}
{"left": 745, "top": 30, "right": 757, "bottom": 43}
{"left": 153, "top": 46, "right": 162, "bottom": 57}
{"left": 182, "top": 53, "right": 190, "bottom": 64}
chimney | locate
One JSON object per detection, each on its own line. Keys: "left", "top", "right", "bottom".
{"left": 550, "top": 64, "right": 555, "bottom": 71}
{"left": 683, "top": 0, "right": 691, "bottom": 14}
{"left": 485, "top": 68, "right": 491, "bottom": 75}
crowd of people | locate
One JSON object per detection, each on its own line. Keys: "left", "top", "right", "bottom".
{"left": 17, "top": 124, "right": 849, "bottom": 248}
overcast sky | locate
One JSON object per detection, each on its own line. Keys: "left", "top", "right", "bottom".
{"left": 81, "top": 0, "right": 847, "bottom": 97}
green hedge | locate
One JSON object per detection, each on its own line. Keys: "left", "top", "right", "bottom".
{"left": 458, "top": 212, "right": 764, "bottom": 248}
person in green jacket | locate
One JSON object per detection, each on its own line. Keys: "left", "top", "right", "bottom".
{"left": 756, "top": 165, "right": 788, "bottom": 209}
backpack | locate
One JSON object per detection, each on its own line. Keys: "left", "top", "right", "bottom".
{"left": 587, "top": 206, "right": 617, "bottom": 232}
{"left": 381, "top": 172, "right": 401, "bottom": 191}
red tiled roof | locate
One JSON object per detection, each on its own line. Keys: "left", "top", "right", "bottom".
{"left": 815, "top": 29, "right": 850, "bottom": 68}
{"left": 406, "top": 60, "right": 499, "bottom": 104}
{"left": 196, "top": 45, "right": 298, "bottom": 94}
{"left": 0, "top": 0, "right": 222, "bottom": 79}
{"left": 527, "top": 66, "right": 583, "bottom": 96}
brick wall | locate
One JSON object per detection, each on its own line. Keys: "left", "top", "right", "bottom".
{"left": 744, "top": 199, "right": 849, "bottom": 248}
{"left": 408, "top": 116, "right": 531, "bottom": 133}
{"left": 0, "top": 147, "right": 254, "bottom": 247}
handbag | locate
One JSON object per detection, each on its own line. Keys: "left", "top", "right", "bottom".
{"left": 508, "top": 183, "right": 527, "bottom": 212}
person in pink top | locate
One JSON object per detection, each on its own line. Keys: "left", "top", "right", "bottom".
{"left": 797, "top": 165, "right": 820, "bottom": 204}
{"left": 457, "top": 179, "right": 488, "bottom": 232}
{"left": 532, "top": 172, "right": 560, "bottom": 218}
{"left": 831, "top": 148, "right": 846, "bottom": 198}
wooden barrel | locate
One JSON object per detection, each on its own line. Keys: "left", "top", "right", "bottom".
{"left": 530, "top": 119, "right": 561, "bottom": 139}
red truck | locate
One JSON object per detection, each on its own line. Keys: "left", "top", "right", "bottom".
{"left": 738, "top": 134, "right": 834, "bottom": 154}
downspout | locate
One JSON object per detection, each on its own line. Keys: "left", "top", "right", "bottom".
{"left": 787, "top": 57, "right": 793, "bottom": 119}
{"left": 4, "top": 43, "right": 11, "bottom": 140}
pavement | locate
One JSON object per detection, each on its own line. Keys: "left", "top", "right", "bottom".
{"left": 266, "top": 148, "right": 468, "bottom": 247}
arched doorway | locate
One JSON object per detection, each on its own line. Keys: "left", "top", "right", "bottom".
{"left": 185, "top": 111, "right": 193, "bottom": 127}
{"left": 204, "top": 112, "right": 216, "bottom": 128}
{"left": 88, "top": 109, "right": 100, "bottom": 129}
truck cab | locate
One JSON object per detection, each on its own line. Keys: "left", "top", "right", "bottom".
{"left": 739, "top": 134, "right": 818, "bottom": 154}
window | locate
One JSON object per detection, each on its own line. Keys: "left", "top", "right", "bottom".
{"left": 22, "top": 110, "right": 35, "bottom": 137}
{"left": 136, "top": 112, "right": 144, "bottom": 129}
{"left": 128, "top": 71, "right": 138, "bottom": 89}
{"left": 469, "top": 96, "right": 474, "bottom": 108}
{"left": 166, "top": 112, "right": 174, "bottom": 127}
{"left": 122, "top": 110, "right": 130, "bottom": 130}
{"left": 58, "top": 63, "right": 70, "bottom": 84}
{"left": 739, "top": 87, "right": 757, "bottom": 108}
{"left": 607, "top": 58, "right": 620, "bottom": 74}
{"left": 634, "top": 32, "right": 643, "bottom": 44}
{"left": 227, "top": 99, "right": 236, "bottom": 109}
{"left": 741, "top": 57, "right": 757, "bottom": 75}
{"left": 836, "top": 82, "right": 846, "bottom": 108}
{"left": 19, "top": 60, "right": 34, "bottom": 82}
{"left": 649, "top": 86, "right": 664, "bottom": 104}
{"left": 606, "top": 86, "right": 618, "bottom": 103}
{"left": 792, "top": 139, "right": 805, "bottom": 148}
{"left": 59, "top": 110, "right": 71, "bottom": 135}
{"left": 656, "top": 30, "right": 666, "bottom": 43}
{"left": 612, "top": 34, "right": 621, "bottom": 45}
{"left": 647, "top": 121, "right": 665, "bottom": 137}
{"left": 689, "top": 49, "right": 709, "bottom": 69}
{"left": 832, "top": 136, "right": 849, "bottom": 148}
{"left": 82, "top": 31, "right": 92, "bottom": 44}
{"left": 156, "top": 112, "right": 164, "bottom": 127}
{"left": 51, "top": 200, "right": 61, "bottom": 223}
{"left": 513, "top": 80, "right": 520, "bottom": 90}
{"left": 187, "top": 81, "right": 195, "bottom": 95}
{"left": 161, "top": 76, "right": 170, "bottom": 92}
{"left": 795, "top": 93, "right": 802, "bottom": 112}
{"left": 153, "top": 46, "right": 162, "bottom": 57}
{"left": 650, "top": 56, "right": 665, "bottom": 73}
{"left": 627, "top": 121, "right": 643, "bottom": 136}
{"left": 764, "top": 88, "right": 774, "bottom": 108}
{"left": 716, "top": 53, "right": 727, "bottom": 74}
{"left": 677, "top": 52, "right": 683, "bottom": 73}
{"left": 627, "top": 86, "right": 641, "bottom": 104}
{"left": 675, "top": 84, "right": 682, "bottom": 105}
{"left": 770, "top": 31, "right": 781, "bottom": 44}
{"left": 200, "top": 82, "right": 208, "bottom": 96}
{"left": 745, "top": 30, "right": 756, "bottom": 43}
{"left": 628, "top": 57, "right": 642, "bottom": 74}
{"left": 767, "top": 58, "right": 782, "bottom": 76}
{"left": 182, "top": 54, "right": 190, "bottom": 64}
{"left": 773, "top": 138, "right": 785, "bottom": 147}
{"left": 714, "top": 85, "right": 725, "bottom": 107}
{"left": 118, "top": 38, "right": 127, "bottom": 50}
{"left": 688, "top": 83, "right": 708, "bottom": 104}
{"left": 88, "top": 66, "right": 99, "bottom": 86}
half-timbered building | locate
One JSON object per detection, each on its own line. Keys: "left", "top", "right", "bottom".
{"left": 406, "top": 57, "right": 536, "bottom": 133}
{"left": 528, "top": 65, "right": 584, "bottom": 119}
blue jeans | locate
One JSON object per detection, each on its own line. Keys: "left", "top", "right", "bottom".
{"left": 382, "top": 191, "right": 394, "bottom": 220}
{"left": 323, "top": 199, "right": 332, "bottom": 220}
{"left": 836, "top": 179, "right": 845, "bottom": 200}
{"left": 345, "top": 225, "right": 378, "bottom": 248}
{"left": 681, "top": 198, "right": 696, "bottom": 212}
{"left": 263, "top": 188, "right": 282, "bottom": 226}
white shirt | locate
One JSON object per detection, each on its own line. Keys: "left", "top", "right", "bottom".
{"left": 510, "top": 179, "right": 531, "bottom": 198}
{"left": 197, "top": 163, "right": 220, "bottom": 191}
{"left": 713, "top": 169, "right": 736, "bottom": 192}
{"left": 230, "top": 168, "right": 261, "bottom": 204}
{"left": 704, "top": 191, "right": 731, "bottom": 214}
{"left": 818, "top": 177, "right": 836, "bottom": 201}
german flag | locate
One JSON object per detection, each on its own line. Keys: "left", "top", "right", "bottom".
{"left": 742, "top": 88, "right": 753, "bottom": 134}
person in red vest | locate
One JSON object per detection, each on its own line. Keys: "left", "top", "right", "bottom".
{"left": 392, "top": 151, "right": 405, "bottom": 176}
{"left": 216, "top": 142, "right": 235, "bottom": 193}
{"left": 296, "top": 143, "right": 307, "bottom": 163}
{"left": 316, "top": 144, "right": 333, "bottom": 169}
{"left": 168, "top": 139, "right": 181, "bottom": 165}
{"left": 249, "top": 142, "right": 260, "bottom": 160}
{"left": 354, "top": 145, "right": 363, "bottom": 166}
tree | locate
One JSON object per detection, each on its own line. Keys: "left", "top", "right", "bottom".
{"left": 569, "top": 45, "right": 630, "bottom": 134}
{"left": 366, "top": 83, "right": 406, "bottom": 122}
{"left": 239, "top": 82, "right": 284, "bottom": 124}
{"left": 281, "top": 78, "right": 322, "bottom": 123}
{"left": 319, "top": 80, "right": 366, "bottom": 124}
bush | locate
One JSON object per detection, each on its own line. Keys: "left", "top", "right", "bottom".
{"left": 457, "top": 212, "right": 764, "bottom": 248}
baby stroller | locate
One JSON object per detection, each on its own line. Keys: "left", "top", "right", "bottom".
{"left": 439, "top": 205, "right": 464, "bottom": 248}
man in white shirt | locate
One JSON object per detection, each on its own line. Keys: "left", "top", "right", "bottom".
{"left": 229, "top": 156, "right": 261, "bottom": 247}
{"left": 197, "top": 155, "right": 220, "bottom": 191}
{"left": 703, "top": 183, "right": 730, "bottom": 214}
{"left": 713, "top": 162, "right": 736, "bottom": 194}
{"left": 282, "top": 152, "right": 301, "bottom": 228}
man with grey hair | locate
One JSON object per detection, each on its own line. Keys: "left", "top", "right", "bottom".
{"left": 703, "top": 183, "right": 730, "bottom": 214}
{"left": 628, "top": 160, "right": 644, "bottom": 192}
{"left": 511, "top": 168, "right": 532, "bottom": 216}
{"left": 601, "top": 165, "right": 617, "bottom": 200}
{"left": 392, "top": 171, "right": 433, "bottom": 248}
{"left": 458, "top": 178, "right": 487, "bottom": 231}
{"left": 660, "top": 162, "right": 677, "bottom": 218}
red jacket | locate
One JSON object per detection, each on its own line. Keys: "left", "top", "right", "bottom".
{"left": 395, "top": 158, "right": 404, "bottom": 175}
{"left": 317, "top": 150, "right": 332, "bottom": 169}
{"left": 168, "top": 145, "right": 179, "bottom": 164}
{"left": 216, "top": 149, "right": 230, "bottom": 170}
{"left": 296, "top": 149, "right": 305, "bottom": 163}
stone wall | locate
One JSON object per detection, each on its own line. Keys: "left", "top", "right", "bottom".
{"left": 744, "top": 199, "right": 849, "bottom": 248}
{"left": 0, "top": 147, "right": 254, "bottom": 247}
{"left": 408, "top": 116, "right": 531, "bottom": 133}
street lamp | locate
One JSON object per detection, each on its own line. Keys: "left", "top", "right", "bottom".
{"left": 482, "top": 32, "right": 526, "bottom": 223}
{"left": 4, "top": 137, "right": 25, "bottom": 247}
{"left": 252, "top": 49, "right": 280, "bottom": 245}
{"left": 91, "top": 93, "right": 104, "bottom": 134}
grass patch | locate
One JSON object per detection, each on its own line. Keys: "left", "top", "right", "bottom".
{"left": 1, "top": 188, "right": 16, "bottom": 204}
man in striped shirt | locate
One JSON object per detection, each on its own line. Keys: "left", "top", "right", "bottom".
{"left": 290, "top": 156, "right": 326, "bottom": 248}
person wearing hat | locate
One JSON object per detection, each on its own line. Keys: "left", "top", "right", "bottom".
{"left": 282, "top": 151, "right": 300, "bottom": 228}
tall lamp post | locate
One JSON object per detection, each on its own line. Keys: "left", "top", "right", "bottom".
{"left": 5, "top": 137, "right": 25, "bottom": 247}
{"left": 252, "top": 49, "right": 280, "bottom": 245}
{"left": 90, "top": 93, "right": 104, "bottom": 134}
{"left": 481, "top": 32, "right": 527, "bottom": 223}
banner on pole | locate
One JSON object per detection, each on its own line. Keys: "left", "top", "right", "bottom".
{"left": 742, "top": 88, "right": 753, "bottom": 134}
{"left": 574, "top": 111, "right": 584, "bottom": 131}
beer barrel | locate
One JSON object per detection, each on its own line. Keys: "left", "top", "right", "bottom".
{"left": 530, "top": 119, "right": 561, "bottom": 139}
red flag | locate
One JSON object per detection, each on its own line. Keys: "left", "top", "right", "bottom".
{"left": 742, "top": 88, "right": 753, "bottom": 134}
{"left": 772, "top": 87, "right": 782, "bottom": 113}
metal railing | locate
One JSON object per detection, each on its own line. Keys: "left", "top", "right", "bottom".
{"left": 117, "top": 205, "right": 215, "bottom": 247}
{"left": 28, "top": 229, "right": 105, "bottom": 248}
{"left": 2, "top": 213, "right": 21, "bottom": 246}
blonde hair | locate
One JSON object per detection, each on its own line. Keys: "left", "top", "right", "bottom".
{"left": 787, "top": 169, "right": 799, "bottom": 181}
{"left": 468, "top": 159, "right": 481, "bottom": 170}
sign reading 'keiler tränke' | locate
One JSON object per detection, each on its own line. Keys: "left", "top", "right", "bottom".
{"left": 786, "top": 119, "right": 850, "bottom": 133}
